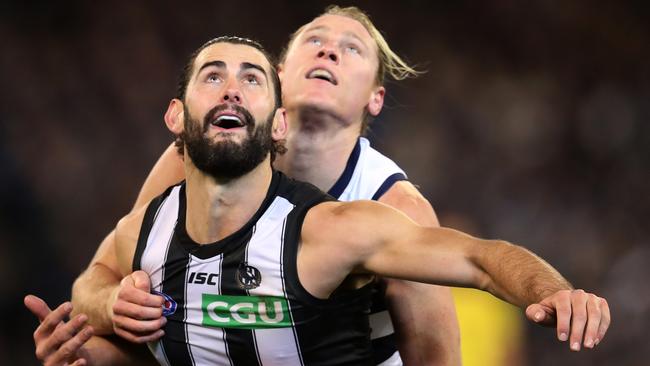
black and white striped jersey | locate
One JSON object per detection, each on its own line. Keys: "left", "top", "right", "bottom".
{"left": 134, "top": 171, "right": 374, "bottom": 366}
{"left": 327, "top": 137, "right": 408, "bottom": 366}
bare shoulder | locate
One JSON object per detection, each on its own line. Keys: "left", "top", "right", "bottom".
{"left": 378, "top": 180, "right": 439, "bottom": 227}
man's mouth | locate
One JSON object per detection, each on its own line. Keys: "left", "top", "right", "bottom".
{"left": 210, "top": 114, "right": 245, "bottom": 129}
{"left": 306, "top": 68, "right": 338, "bottom": 85}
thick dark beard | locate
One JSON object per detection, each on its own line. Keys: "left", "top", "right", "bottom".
{"left": 181, "top": 104, "right": 274, "bottom": 183}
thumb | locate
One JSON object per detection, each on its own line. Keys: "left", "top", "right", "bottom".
{"left": 131, "top": 270, "right": 152, "bottom": 292}
{"left": 526, "top": 303, "right": 555, "bottom": 326}
{"left": 24, "top": 294, "right": 52, "bottom": 322}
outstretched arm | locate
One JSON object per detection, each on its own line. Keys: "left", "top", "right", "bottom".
{"left": 301, "top": 200, "right": 610, "bottom": 352}
{"left": 378, "top": 181, "right": 461, "bottom": 365}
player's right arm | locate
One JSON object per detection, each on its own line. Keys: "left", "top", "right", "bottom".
{"left": 70, "top": 143, "right": 184, "bottom": 339}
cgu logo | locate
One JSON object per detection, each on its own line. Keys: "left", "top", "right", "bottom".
{"left": 201, "top": 294, "right": 291, "bottom": 329}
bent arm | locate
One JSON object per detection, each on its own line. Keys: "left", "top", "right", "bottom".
{"left": 71, "top": 143, "right": 185, "bottom": 333}
{"left": 71, "top": 231, "right": 123, "bottom": 334}
{"left": 378, "top": 182, "right": 461, "bottom": 365}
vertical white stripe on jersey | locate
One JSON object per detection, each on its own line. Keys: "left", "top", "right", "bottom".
{"left": 184, "top": 254, "right": 231, "bottom": 365}
{"left": 141, "top": 186, "right": 181, "bottom": 291}
{"left": 141, "top": 186, "right": 181, "bottom": 366}
{"left": 245, "top": 197, "right": 303, "bottom": 366}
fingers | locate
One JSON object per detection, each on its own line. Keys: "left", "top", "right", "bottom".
{"left": 40, "top": 314, "right": 89, "bottom": 357}
{"left": 111, "top": 272, "right": 166, "bottom": 343}
{"left": 596, "top": 297, "right": 611, "bottom": 346}
{"left": 551, "top": 290, "right": 572, "bottom": 344}
{"left": 114, "top": 324, "right": 166, "bottom": 344}
{"left": 46, "top": 325, "right": 94, "bottom": 365}
{"left": 24, "top": 295, "right": 52, "bottom": 322}
{"left": 534, "top": 289, "right": 612, "bottom": 352}
{"left": 113, "top": 313, "right": 167, "bottom": 334}
{"left": 119, "top": 275, "right": 165, "bottom": 308}
{"left": 582, "top": 294, "right": 602, "bottom": 349}
{"left": 34, "top": 302, "right": 72, "bottom": 344}
{"left": 568, "top": 290, "right": 589, "bottom": 351}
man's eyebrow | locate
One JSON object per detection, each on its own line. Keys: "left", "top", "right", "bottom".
{"left": 303, "top": 25, "right": 368, "bottom": 49}
{"left": 304, "top": 25, "right": 329, "bottom": 34}
{"left": 241, "top": 62, "right": 267, "bottom": 77}
{"left": 198, "top": 60, "right": 226, "bottom": 73}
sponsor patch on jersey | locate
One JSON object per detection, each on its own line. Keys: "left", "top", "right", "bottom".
{"left": 152, "top": 290, "right": 177, "bottom": 316}
{"left": 236, "top": 262, "right": 262, "bottom": 289}
{"left": 202, "top": 294, "right": 291, "bottom": 329}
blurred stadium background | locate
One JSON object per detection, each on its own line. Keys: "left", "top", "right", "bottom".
{"left": 1, "top": 1, "right": 648, "bottom": 364}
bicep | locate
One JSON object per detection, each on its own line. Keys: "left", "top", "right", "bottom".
{"left": 132, "top": 143, "right": 184, "bottom": 211}
{"left": 358, "top": 207, "right": 482, "bottom": 288}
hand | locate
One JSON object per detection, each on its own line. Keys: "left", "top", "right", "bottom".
{"left": 109, "top": 270, "right": 166, "bottom": 343}
{"left": 526, "top": 289, "right": 610, "bottom": 351}
{"left": 25, "top": 295, "right": 94, "bottom": 366}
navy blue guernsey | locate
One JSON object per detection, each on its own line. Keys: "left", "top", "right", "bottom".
{"left": 327, "top": 137, "right": 408, "bottom": 366}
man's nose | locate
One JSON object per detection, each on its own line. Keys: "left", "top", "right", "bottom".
{"left": 222, "top": 88, "right": 242, "bottom": 104}
{"left": 317, "top": 47, "right": 339, "bottom": 64}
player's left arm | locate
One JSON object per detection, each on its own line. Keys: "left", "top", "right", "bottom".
{"left": 377, "top": 181, "right": 461, "bottom": 365}
{"left": 337, "top": 201, "right": 610, "bottom": 351}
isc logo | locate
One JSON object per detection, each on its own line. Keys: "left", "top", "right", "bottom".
{"left": 201, "top": 294, "right": 291, "bottom": 329}
{"left": 188, "top": 271, "right": 219, "bottom": 285}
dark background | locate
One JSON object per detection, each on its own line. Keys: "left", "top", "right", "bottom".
{"left": 1, "top": 1, "right": 648, "bottom": 365}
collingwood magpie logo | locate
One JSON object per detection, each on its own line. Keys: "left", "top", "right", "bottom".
{"left": 236, "top": 262, "right": 262, "bottom": 289}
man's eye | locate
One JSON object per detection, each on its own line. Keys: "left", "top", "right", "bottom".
{"left": 346, "top": 46, "right": 360, "bottom": 55}
{"left": 309, "top": 38, "right": 322, "bottom": 46}
{"left": 207, "top": 74, "right": 221, "bottom": 83}
{"left": 244, "top": 75, "right": 259, "bottom": 85}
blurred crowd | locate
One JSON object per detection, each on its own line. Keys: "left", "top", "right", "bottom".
{"left": 1, "top": 1, "right": 648, "bottom": 365}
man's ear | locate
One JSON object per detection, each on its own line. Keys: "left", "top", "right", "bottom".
{"left": 367, "top": 86, "right": 385, "bottom": 117}
{"left": 271, "top": 107, "right": 288, "bottom": 141}
{"left": 164, "top": 99, "right": 185, "bottom": 134}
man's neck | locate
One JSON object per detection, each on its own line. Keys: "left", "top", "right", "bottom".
{"left": 274, "top": 106, "right": 361, "bottom": 193}
{"left": 183, "top": 156, "right": 274, "bottom": 244}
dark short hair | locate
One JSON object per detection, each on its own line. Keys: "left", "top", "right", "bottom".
{"left": 176, "top": 36, "right": 281, "bottom": 111}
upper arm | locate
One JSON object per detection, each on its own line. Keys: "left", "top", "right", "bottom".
{"left": 340, "top": 201, "right": 483, "bottom": 288}
{"left": 114, "top": 207, "right": 146, "bottom": 277}
{"left": 132, "top": 143, "right": 185, "bottom": 211}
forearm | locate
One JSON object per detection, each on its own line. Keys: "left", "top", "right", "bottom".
{"left": 476, "top": 240, "right": 573, "bottom": 307}
{"left": 82, "top": 335, "right": 157, "bottom": 366}
{"left": 71, "top": 263, "right": 121, "bottom": 334}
